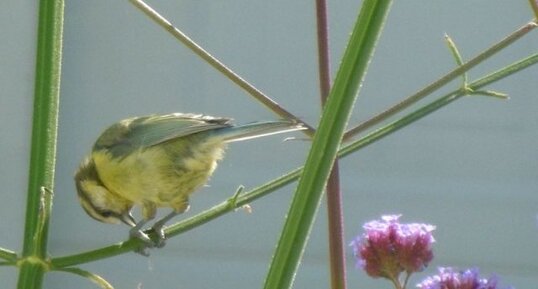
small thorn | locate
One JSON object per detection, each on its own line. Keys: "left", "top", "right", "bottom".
{"left": 229, "top": 185, "right": 245, "bottom": 209}
{"left": 474, "top": 90, "right": 509, "bottom": 99}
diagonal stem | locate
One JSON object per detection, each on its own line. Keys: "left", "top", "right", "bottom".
{"left": 343, "top": 21, "right": 538, "bottom": 141}
{"left": 129, "top": 0, "right": 316, "bottom": 135}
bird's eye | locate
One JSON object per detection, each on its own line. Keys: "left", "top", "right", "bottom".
{"left": 100, "top": 210, "right": 114, "bottom": 218}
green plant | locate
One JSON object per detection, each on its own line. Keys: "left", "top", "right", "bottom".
{"left": 2, "top": 1, "right": 537, "bottom": 289}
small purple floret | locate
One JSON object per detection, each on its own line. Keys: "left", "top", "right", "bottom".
{"left": 417, "top": 267, "right": 512, "bottom": 289}
{"left": 350, "top": 215, "right": 435, "bottom": 280}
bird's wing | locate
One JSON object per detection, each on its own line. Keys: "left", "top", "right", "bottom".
{"left": 94, "top": 113, "right": 232, "bottom": 157}
{"left": 131, "top": 113, "right": 232, "bottom": 147}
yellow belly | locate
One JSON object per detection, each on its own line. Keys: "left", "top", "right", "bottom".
{"left": 92, "top": 137, "right": 225, "bottom": 211}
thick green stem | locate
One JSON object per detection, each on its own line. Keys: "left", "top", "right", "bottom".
{"left": 17, "top": 0, "right": 64, "bottom": 288}
{"left": 263, "top": 2, "right": 392, "bottom": 289}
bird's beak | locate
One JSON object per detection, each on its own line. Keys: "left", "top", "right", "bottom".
{"left": 120, "top": 211, "right": 137, "bottom": 227}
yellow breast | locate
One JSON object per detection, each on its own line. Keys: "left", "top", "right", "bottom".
{"left": 92, "top": 137, "right": 226, "bottom": 211}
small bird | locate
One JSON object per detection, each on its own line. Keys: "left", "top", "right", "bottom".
{"left": 75, "top": 113, "right": 304, "bottom": 254}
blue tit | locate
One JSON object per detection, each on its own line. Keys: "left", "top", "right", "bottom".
{"left": 75, "top": 113, "right": 304, "bottom": 253}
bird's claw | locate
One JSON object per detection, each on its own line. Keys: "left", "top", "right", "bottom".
{"left": 130, "top": 228, "right": 152, "bottom": 244}
{"left": 152, "top": 225, "right": 167, "bottom": 248}
{"left": 129, "top": 226, "right": 168, "bottom": 255}
{"left": 128, "top": 210, "right": 179, "bottom": 255}
{"left": 130, "top": 228, "right": 156, "bottom": 256}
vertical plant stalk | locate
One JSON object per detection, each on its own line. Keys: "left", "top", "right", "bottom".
{"left": 315, "top": 1, "right": 347, "bottom": 289}
{"left": 17, "top": 0, "right": 64, "bottom": 288}
{"left": 263, "top": 1, "right": 393, "bottom": 289}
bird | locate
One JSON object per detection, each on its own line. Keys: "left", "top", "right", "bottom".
{"left": 74, "top": 113, "right": 304, "bottom": 254}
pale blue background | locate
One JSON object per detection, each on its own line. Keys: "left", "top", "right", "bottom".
{"left": 1, "top": 1, "right": 537, "bottom": 288}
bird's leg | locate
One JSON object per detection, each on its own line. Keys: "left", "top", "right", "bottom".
{"left": 129, "top": 202, "right": 159, "bottom": 256}
{"left": 151, "top": 210, "right": 180, "bottom": 248}
{"left": 129, "top": 219, "right": 155, "bottom": 256}
{"left": 129, "top": 219, "right": 152, "bottom": 243}
{"left": 151, "top": 202, "right": 190, "bottom": 248}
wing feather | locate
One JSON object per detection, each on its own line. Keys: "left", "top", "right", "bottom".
{"left": 94, "top": 113, "right": 232, "bottom": 158}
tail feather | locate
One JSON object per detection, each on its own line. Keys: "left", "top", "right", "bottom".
{"left": 214, "top": 121, "right": 305, "bottom": 143}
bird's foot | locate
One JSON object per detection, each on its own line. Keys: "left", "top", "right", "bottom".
{"left": 129, "top": 227, "right": 155, "bottom": 256}
{"left": 151, "top": 224, "right": 167, "bottom": 248}
{"left": 149, "top": 209, "right": 183, "bottom": 248}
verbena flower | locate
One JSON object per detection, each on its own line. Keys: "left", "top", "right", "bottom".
{"left": 417, "top": 267, "right": 512, "bottom": 289}
{"left": 350, "top": 215, "right": 435, "bottom": 283}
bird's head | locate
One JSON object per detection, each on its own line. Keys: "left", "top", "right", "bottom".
{"left": 75, "top": 157, "right": 136, "bottom": 227}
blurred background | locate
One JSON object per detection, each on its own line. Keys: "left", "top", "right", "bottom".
{"left": 1, "top": 0, "right": 537, "bottom": 288}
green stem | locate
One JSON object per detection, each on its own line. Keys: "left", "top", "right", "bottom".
{"left": 340, "top": 53, "right": 538, "bottom": 157}
{"left": 0, "top": 248, "right": 18, "bottom": 263}
{"left": 49, "top": 53, "right": 538, "bottom": 269}
{"left": 55, "top": 267, "right": 114, "bottom": 289}
{"left": 343, "top": 21, "right": 538, "bottom": 141}
{"left": 17, "top": 0, "right": 64, "bottom": 288}
{"left": 444, "top": 34, "right": 467, "bottom": 86}
{"left": 263, "top": 1, "right": 392, "bottom": 289}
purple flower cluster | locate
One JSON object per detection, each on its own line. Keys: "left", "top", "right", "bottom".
{"left": 417, "top": 267, "right": 509, "bottom": 289}
{"left": 349, "top": 215, "right": 435, "bottom": 280}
